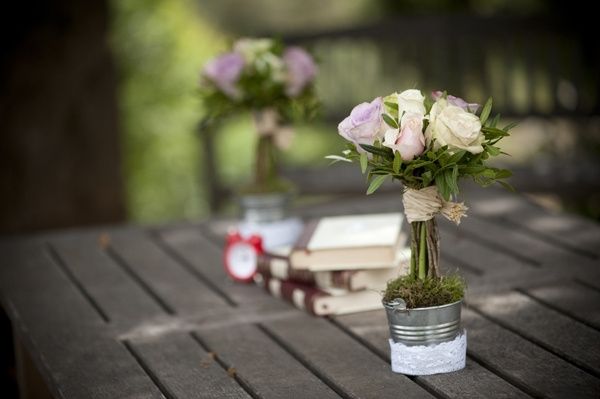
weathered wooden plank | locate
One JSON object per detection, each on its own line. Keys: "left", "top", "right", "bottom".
{"left": 449, "top": 213, "right": 598, "bottom": 274}
{"left": 334, "top": 310, "right": 530, "bottom": 399}
{"left": 262, "top": 313, "right": 433, "bottom": 399}
{"left": 526, "top": 281, "right": 600, "bottom": 329}
{"left": 465, "top": 185, "right": 600, "bottom": 258}
{"left": 196, "top": 324, "right": 339, "bottom": 399}
{"left": 107, "top": 228, "right": 231, "bottom": 314}
{"left": 49, "top": 233, "right": 166, "bottom": 323}
{"left": 440, "top": 226, "right": 534, "bottom": 274}
{"left": 157, "top": 226, "right": 270, "bottom": 305}
{"left": 463, "top": 308, "right": 600, "bottom": 398}
{"left": 126, "top": 332, "right": 250, "bottom": 399}
{"left": 471, "top": 291, "right": 600, "bottom": 376}
{"left": 0, "top": 239, "right": 107, "bottom": 326}
{"left": 0, "top": 239, "right": 165, "bottom": 399}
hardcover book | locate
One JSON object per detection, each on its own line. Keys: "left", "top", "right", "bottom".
{"left": 257, "top": 247, "right": 410, "bottom": 291}
{"left": 290, "top": 213, "right": 405, "bottom": 271}
{"left": 257, "top": 275, "right": 383, "bottom": 316}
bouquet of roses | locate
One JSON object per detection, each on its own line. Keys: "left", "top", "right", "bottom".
{"left": 200, "top": 38, "right": 319, "bottom": 194}
{"left": 200, "top": 38, "right": 318, "bottom": 121}
{"left": 329, "top": 89, "right": 514, "bottom": 307}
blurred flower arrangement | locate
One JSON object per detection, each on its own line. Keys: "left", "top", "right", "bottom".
{"left": 330, "top": 89, "right": 514, "bottom": 307}
{"left": 200, "top": 38, "right": 319, "bottom": 194}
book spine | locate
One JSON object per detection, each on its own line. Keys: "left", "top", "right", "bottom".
{"left": 257, "top": 254, "right": 316, "bottom": 285}
{"left": 329, "top": 270, "right": 356, "bottom": 290}
{"left": 258, "top": 254, "right": 363, "bottom": 290}
{"left": 258, "top": 274, "right": 327, "bottom": 315}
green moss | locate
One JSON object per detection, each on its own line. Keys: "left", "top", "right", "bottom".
{"left": 383, "top": 275, "right": 466, "bottom": 309}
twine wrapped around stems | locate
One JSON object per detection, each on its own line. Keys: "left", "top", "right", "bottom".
{"left": 402, "top": 186, "right": 468, "bottom": 225}
{"left": 252, "top": 108, "right": 294, "bottom": 150}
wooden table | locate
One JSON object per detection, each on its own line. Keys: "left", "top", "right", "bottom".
{"left": 2, "top": 187, "right": 600, "bottom": 398}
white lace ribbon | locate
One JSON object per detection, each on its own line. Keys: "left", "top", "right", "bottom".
{"left": 389, "top": 330, "right": 467, "bottom": 375}
{"left": 402, "top": 186, "right": 468, "bottom": 225}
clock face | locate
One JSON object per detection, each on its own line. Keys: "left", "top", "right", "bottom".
{"left": 226, "top": 242, "right": 257, "bottom": 280}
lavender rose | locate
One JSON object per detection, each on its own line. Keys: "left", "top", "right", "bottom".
{"left": 338, "top": 97, "right": 386, "bottom": 150}
{"left": 383, "top": 112, "right": 426, "bottom": 161}
{"left": 202, "top": 52, "right": 245, "bottom": 98}
{"left": 432, "top": 91, "right": 479, "bottom": 113}
{"left": 283, "top": 47, "right": 317, "bottom": 97}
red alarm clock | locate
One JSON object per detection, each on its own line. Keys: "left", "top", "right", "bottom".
{"left": 223, "top": 230, "right": 263, "bottom": 283}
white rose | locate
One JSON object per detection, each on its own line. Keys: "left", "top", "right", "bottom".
{"left": 397, "top": 89, "right": 426, "bottom": 117}
{"left": 425, "top": 99, "right": 484, "bottom": 154}
{"left": 233, "top": 38, "right": 274, "bottom": 62}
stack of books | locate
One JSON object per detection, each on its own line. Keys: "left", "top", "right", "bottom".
{"left": 254, "top": 213, "right": 409, "bottom": 316}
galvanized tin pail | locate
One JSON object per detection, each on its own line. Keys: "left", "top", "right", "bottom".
{"left": 239, "top": 193, "right": 290, "bottom": 223}
{"left": 383, "top": 299, "right": 462, "bottom": 346}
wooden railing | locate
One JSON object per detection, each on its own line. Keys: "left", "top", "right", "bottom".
{"left": 201, "top": 15, "right": 599, "bottom": 212}
{"left": 282, "top": 15, "right": 599, "bottom": 119}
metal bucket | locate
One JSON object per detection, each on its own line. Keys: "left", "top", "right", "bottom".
{"left": 239, "top": 193, "right": 290, "bottom": 223}
{"left": 383, "top": 299, "right": 462, "bottom": 346}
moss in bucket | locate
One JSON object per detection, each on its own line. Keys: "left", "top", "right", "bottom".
{"left": 383, "top": 274, "right": 466, "bottom": 309}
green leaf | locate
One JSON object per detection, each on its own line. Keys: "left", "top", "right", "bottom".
{"left": 360, "top": 152, "right": 368, "bottom": 174}
{"left": 482, "top": 126, "right": 509, "bottom": 139}
{"left": 384, "top": 101, "right": 397, "bottom": 110}
{"left": 460, "top": 165, "right": 486, "bottom": 175}
{"left": 359, "top": 144, "right": 394, "bottom": 160}
{"left": 382, "top": 113, "right": 399, "bottom": 129}
{"left": 447, "top": 150, "right": 466, "bottom": 164}
{"left": 324, "top": 155, "right": 352, "bottom": 164}
{"left": 494, "top": 169, "right": 512, "bottom": 179}
{"left": 497, "top": 180, "right": 515, "bottom": 192}
{"left": 366, "top": 175, "right": 387, "bottom": 195}
{"left": 482, "top": 169, "right": 496, "bottom": 178}
{"left": 422, "top": 171, "right": 433, "bottom": 186}
{"left": 393, "top": 152, "right": 402, "bottom": 174}
{"left": 424, "top": 95, "right": 434, "bottom": 114}
{"left": 443, "top": 167, "right": 459, "bottom": 197}
{"left": 485, "top": 145, "right": 501, "bottom": 156}
{"left": 489, "top": 113, "right": 501, "bottom": 128}
{"left": 502, "top": 121, "right": 519, "bottom": 131}
{"left": 451, "top": 164, "right": 459, "bottom": 193}
{"left": 435, "top": 173, "right": 450, "bottom": 201}
{"left": 480, "top": 97, "right": 493, "bottom": 125}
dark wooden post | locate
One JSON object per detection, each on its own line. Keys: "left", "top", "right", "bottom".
{"left": 0, "top": 0, "right": 126, "bottom": 234}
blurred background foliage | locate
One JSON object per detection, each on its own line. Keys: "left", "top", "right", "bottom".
{"left": 110, "top": 0, "right": 600, "bottom": 223}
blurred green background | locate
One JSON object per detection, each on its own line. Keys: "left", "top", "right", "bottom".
{"left": 110, "top": 0, "right": 600, "bottom": 223}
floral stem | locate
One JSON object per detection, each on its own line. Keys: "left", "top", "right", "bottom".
{"left": 418, "top": 221, "right": 427, "bottom": 280}
{"left": 409, "top": 223, "right": 417, "bottom": 279}
{"left": 254, "top": 135, "right": 277, "bottom": 189}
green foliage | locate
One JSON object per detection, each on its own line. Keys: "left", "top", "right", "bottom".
{"left": 479, "top": 97, "right": 493, "bottom": 125}
{"left": 200, "top": 39, "right": 320, "bottom": 124}
{"left": 382, "top": 113, "right": 399, "bottom": 129}
{"left": 383, "top": 274, "right": 466, "bottom": 309}
{"left": 110, "top": 0, "right": 226, "bottom": 222}
{"left": 333, "top": 97, "right": 513, "bottom": 198}
{"left": 366, "top": 175, "right": 387, "bottom": 195}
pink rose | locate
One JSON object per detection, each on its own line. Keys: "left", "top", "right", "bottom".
{"left": 382, "top": 112, "right": 425, "bottom": 161}
{"left": 432, "top": 90, "right": 479, "bottom": 113}
{"left": 202, "top": 52, "right": 245, "bottom": 98}
{"left": 283, "top": 47, "right": 317, "bottom": 97}
{"left": 338, "top": 97, "right": 385, "bottom": 150}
